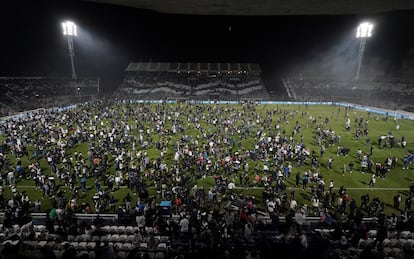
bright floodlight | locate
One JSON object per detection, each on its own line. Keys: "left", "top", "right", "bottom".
{"left": 356, "top": 22, "right": 373, "bottom": 38}
{"left": 355, "top": 22, "right": 374, "bottom": 80}
{"left": 62, "top": 21, "right": 77, "bottom": 36}
{"left": 62, "top": 20, "right": 78, "bottom": 79}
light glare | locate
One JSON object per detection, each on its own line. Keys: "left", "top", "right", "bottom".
{"left": 62, "top": 21, "right": 77, "bottom": 36}
{"left": 356, "top": 22, "right": 373, "bottom": 38}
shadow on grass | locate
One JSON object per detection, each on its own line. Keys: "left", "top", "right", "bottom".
{"left": 400, "top": 191, "right": 409, "bottom": 196}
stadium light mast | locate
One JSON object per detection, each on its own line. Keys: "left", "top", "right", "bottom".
{"left": 355, "top": 22, "right": 374, "bottom": 80}
{"left": 62, "top": 21, "right": 78, "bottom": 80}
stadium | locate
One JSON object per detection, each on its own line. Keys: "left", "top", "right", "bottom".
{"left": 1, "top": 1, "right": 414, "bottom": 259}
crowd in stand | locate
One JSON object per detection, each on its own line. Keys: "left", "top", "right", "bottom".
{"left": 119, "top": 72, "right": 268, "bottom": 100}
{"left": 0, "top": 100, "right": 413, "bottom": 258}
{"left": 287, "top": 78, "right": 414, "bottom": 110}
{"left": 0, "top": 77, "right": 98, "bottom": 117}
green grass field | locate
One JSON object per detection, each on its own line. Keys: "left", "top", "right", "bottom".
{"left": 2, "top": 102, "right": 414, "bottom": 215}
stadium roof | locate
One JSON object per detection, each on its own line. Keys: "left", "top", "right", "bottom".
{"left": 126, "top": 62, "right": 262, "bottom": 73}
{"left": 85, "top": 0, "right": 414, "bottom": 15}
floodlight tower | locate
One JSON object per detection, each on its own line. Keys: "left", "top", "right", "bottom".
{"left": 62, "top": 21, "right": 78, "bottom": 80}
{"left": 355, "top": 22, "right": 374, "bottom": 80}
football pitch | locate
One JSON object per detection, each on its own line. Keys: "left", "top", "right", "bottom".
{"left": 2, "top": 102, "right": 414, "bottom": 215}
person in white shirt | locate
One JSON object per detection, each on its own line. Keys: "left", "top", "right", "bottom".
{"left": 295, "top": 209, "right": 306, "bottom": 232}
{"left": 329, "top": 180, "right": 334, "bottom": 192}
{"left": 34, "top": 200, "right": 41, "bottom": 212}
{"left": 290, "top": 198, "right": 298, "bottom": 212}
{"left": 7, "top": 171, "right": 14, "bottom": 186}
{"left": 369, "top": 174, "right": 376, "bottom": 186}
{"left": 136, "top": 212, "right": 145, "bottom": 232}
{"left": 179, "top": 215, "right": 189, "bottom": 234}
{"left": 19, "top": 221, "right": 33, "bottom": 238}
{"left": 267, "top": 199, "right": 275, "bottom": 213}
{"left": 228, "top": 181, "right": 235, "bottom": 191}
{"left": 311, "top": 196, "right": 320, "bottom": 215}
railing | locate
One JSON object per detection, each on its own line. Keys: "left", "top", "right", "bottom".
{"left": 0, "top": 211, "right": 376, "bottom": 228}
{"left": 0, "top": 212, "right": 118, "bottom": 225}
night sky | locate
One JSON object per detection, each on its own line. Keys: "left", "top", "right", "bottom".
{"left": 1, "top": 1, "right": 414, "bottom": 92}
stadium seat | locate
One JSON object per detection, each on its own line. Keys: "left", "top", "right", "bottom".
{"left": 127, "top": 235, "right": 135, "bottom": 243}
{"left": 46, "top": 241, "right": 56, "bottom": 249}
{"left": 102, "top": 225, "right": 110, "bottom": 233}
{"left": 126, "top": 226, "right": 134, "bottom": 234}
{"left": 383, "top": 247, "right": 392, "bottom": 256}
{"left": 122, "top": 242, "right": 133, "bottom": 251}
{"left": 110, "top": 225, "right": 118, "bottom": 233}
{"left": 156, "top": 243, "right": 167, "bottom": 252}
{"left": 367, "top": 230, "right": 377, "bottom": 238}
{"left": 38, "top": 240, "right": 47, "bottom": 248}
{"left": 70, "top": 242, "right": 79, "bottom": 248}
{"left": 389, "top": 231, "right": 399, "bottom": 239}
{"left": 110, "top": 234, "right": 120, "bottom": 242}
{"left": 114, "top": 242, "right": 123, "bottom": 250}
{"left": 392, "top": 247, "right": 403, "bottom": 257}
{"left": 82, "top": 234, "right": 92, "bottom": 241}
{"left": 78, "top": 241, "right": 88, "bottom": 250}
{"left": 390, "top": 239, "right": 400, "bottom": 248}
{"left": 400, "top": 231, "right": 411, "bottom": 239}
{"left": 139, "top": 242, "right": 148, "bottom": 251}
{"left": 145, "top": 227, "right": 154, "bottom": 234}
{"left": 159, "top": 236, "right": 169, "bottom": 243}
{"left": 61, "top": 241, "right": 70, "bottom": 248}
{"left": 101, "top": 234, "right": 110, "bottom": 242}
{"left": 119, "top": 234, "right": 128, "bottom": 242}
{"left": 118, "top": 226, "right": 126, "bottom": 234}
{"left": 118, "top": 251, "right": 126, "bottom": 259}
{"left": 399, "top": 239, "right": 408, "bottom": 246}
{"left": 48, "top": 234, "right": 61, "bottom": 241}
{"left": 78, "top": 251, "right": 89, "bottom": 258}
{"left": 87, "top": 241, "right": 97, "bottom": 250}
